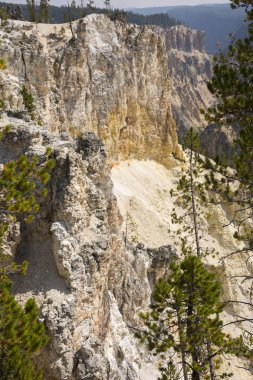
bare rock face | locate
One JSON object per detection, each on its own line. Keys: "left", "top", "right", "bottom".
{"left": 0, "top": 114, "right": 175, "bottom": 380}
{"left": 166, "top": 25, "right": 205, "bottom": 52}
{"left": 166, "top": 25, "right": 213, "bottom": 141}
{"left": 0, "top": 15, "right": 181, "bottom": 166}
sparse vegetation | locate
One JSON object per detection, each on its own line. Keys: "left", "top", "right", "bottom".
{"left": 20, "top": 85, "right": 35, "bottom": 118}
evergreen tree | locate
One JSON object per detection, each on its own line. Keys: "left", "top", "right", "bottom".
{"left": 0, "top": 127, "right": 55, "bottom": 377}
{"left": 26, "top": 0, "right": 36, "bottom": 22}
{"left": 87, "top": 0, "right": 95, "bottom": 10}
{"left": 0, "top": 276, "right": 48, "bottom": 380}
{"left": 139, "top": 256, "right": 247, "bottom": 380}
{"left": 170, "top": 128, "right": 215, "bottom": 259}
{"left": 104, "top": 0, "right": 111, "bottom": 10}
{"left": 20, "top": 86, "right": 35, "bottom": 119}
{"left": 39, "top": 0, "right": 50, "bottom": 23}
{"left": 203, "top": 0, "right": 252, "bottom": 247}
{"left": 138, "top": 128, "right": 249, "bottom": 379}
{"left": 0, "top": 142, "right": 55, "bottom": 251}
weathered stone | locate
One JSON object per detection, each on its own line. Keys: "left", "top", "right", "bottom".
{"left": 166, "top": 25, "right": 213, "bottom": 141}
{"left": 0, "top": 15, "right": 181, "bottom": 166}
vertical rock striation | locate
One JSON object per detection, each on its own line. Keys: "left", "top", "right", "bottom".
{"left": 166, "top": 25, "right": 213, "bottom": 141}
{"left": 0, "top": 15, "right": 181, "bottom": 166}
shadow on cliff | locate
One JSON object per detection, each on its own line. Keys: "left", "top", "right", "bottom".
{"left": 12, "top": 228, "right": 69, "bottom": 295}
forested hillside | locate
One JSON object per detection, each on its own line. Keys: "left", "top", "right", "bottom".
{"left": 0, "top": 2, "right": 181, "bottom": 28}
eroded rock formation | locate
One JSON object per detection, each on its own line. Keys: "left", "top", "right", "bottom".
{"left": 0, "top": 15, "right": 180, "bottom": 166}
{"left": 1, "top": 117, "right": 173, "bottom": 380}
{"left": 166, "top": 25, "right": 213, "bottom": 141}
{"left": 0, "top": 15, "right": 251, "bottom": 380}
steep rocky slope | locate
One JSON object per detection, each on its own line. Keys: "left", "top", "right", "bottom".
{"left": 166, "top": 25, "right": 238, "bottom": 164}
{"left": 1, "top": 117, "right": 167, "bottom": 380}
{"left": 166, "top": 25, "right": 213, "bottom": 141}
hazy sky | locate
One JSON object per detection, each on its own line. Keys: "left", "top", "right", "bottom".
{"left": 1, "top": 0, "right": 230, "bottom": 9}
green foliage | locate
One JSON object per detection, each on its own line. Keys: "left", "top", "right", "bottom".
{"left": 158, "top": 358, "right": 180, "bottom": 380}
{"left": 0, "top": 144, "right": 55, "bottom": 250}
{"left": 20, "top": 85, "right": 35, "bottom": 118}
{"left": 87, "top": 0, "right": 95, "bottom": 10}
{"left": 26, "top": 0, "right": 36, "bottom": 22}
{"left": 0, "top": 58, "right": 6, "bottom": 70}
{"left": 203, "top": 0, "right": 252, "bottom": 244}
{"left": 139, "top": 256, "right": 248, "bottom": 380}
{"left": 206, "top": 0, "right": 252, "bottom": 185}
{"left": 0, "top": 275, "right": 48, "bottom": 379}
{"left": 170, "top": 128, "right": 217, "bottom": 258}
{"left": 39, "top": 0, "right": 50, "bottom": 23}
{"left": 0, "top": 6, "right": 8, "bottom": 25}
{"left": 104, "top": 0, "right": 111, "bottom": 9}
{"left": 0, "top": 138, "right": 54, "bottom": 377}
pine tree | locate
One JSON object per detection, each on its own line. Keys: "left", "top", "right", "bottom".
{"left": 0, "top": 141, "right": 55, "bottom": 253}
{"left": 201, "top": 0, "right": 253, "bottom": 255}
{"left": 87, "top": 0, "right": 95, "bottom": 10}
{"left": 26, "top": 0, "right": 36, "bottom": 22}
{"left": 0, "top": 143, "right": 54, "bottom": 377}
{"left": 139, "top": 256, "right": 247, "bottom": 380}
{"left": 138, "top": 128, "right": 249, "bottom": 379}
{"left": 104, "top": 0, "right": 111, "bottom": 10}
{"left": 170, "top": 128, "right": 215, "bottom": 259}
{"left": 0, "top": 127, "right": 55, "bottom": 377}
{"left": 39, "top": 0, "right": 50, "bottom": 23}
{"left": 0, "top": 276, "right": 48, "bottom": 380}
{"left": 20, "top": 86, "right": 35, "bottom": 119}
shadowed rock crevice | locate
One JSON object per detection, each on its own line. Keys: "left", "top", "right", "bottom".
{"left": 12, "top": 229, "right": 69, "bottom": 295}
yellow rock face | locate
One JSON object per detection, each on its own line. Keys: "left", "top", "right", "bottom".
{"left": 0, "top": 15, "right": 181, "bottom": 166}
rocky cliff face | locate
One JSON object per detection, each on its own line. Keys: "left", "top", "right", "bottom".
{"left": 0, "top": 16, "right": 251, "bottom": 380}
{"left": 166, "top": 25, "right": 213, "bottom": 141}
{"left": 0, "top": 15, "right": 180, "bottom": 166}
{"left": 1, "top": 117, "right": 172, "bottom": 380}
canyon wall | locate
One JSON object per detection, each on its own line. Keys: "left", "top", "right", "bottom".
{"left": 166, "top": 25, "right": 213, "bottom": 141}
{"left": 0, "top": 15, "right": 180, "bottom": 166}
{"left": 0, "top": 15, "right": 251, "bottom": 380}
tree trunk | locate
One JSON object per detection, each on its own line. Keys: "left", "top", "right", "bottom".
{"left": 176, "top": 309, "right": 189, "bottom": 380}
{"left": 207, "top": 342, "right": 217, "bottom": 380}
{"left": 189, "top": 130, "right": 201, "bottom": 258}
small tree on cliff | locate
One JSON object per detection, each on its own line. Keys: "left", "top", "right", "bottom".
{"left": 139, "top": 256, "right": 247, "bottom": 380}
{"left": 170, "top": 128, "right": 210, "bottom": 259}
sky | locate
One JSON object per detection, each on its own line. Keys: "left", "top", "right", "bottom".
{"left": 1, "top": 0, "right": 230, "bottom": 9}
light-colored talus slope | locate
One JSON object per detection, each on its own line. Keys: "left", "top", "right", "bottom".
{"left": 111, "top": 159, "right": 253, "bottom": 380}
{"left": 0, "top": 15, "right": 180, "bottom": 166}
